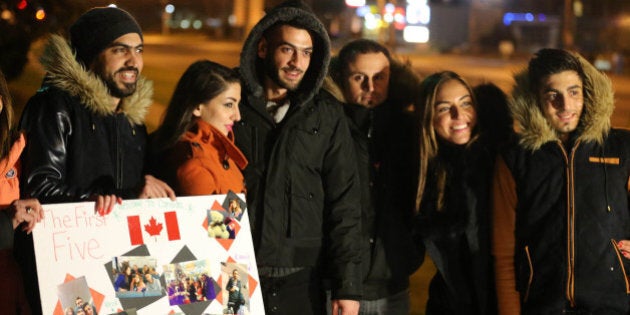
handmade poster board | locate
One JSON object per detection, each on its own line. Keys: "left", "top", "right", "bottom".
{"left": 32, "top": 193, "right": 263, "bottom": 315}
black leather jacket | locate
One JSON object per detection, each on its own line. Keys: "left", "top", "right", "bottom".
{"left": 19, "top": 35, "right": 152, "bottom": 202}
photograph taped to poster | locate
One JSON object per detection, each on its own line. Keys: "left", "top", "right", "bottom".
{"left": 32, "top": 193, "right": 264, "bottom": 315}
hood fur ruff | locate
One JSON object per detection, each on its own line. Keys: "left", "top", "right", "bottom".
{"left": 39, "top": 34, "right": 152, "bottom": 125}
{"left": 511, "top": 52, "right": 614, "bottom": 150}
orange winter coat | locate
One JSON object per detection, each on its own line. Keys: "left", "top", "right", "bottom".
{"left": 165, "top": 120, "right": 247, "bottom": 196}
{"left": 0, "top": 133, "right": 25, "bottom": 206}
{"left": 0, "top": 133, "right": 31, "bottom": 314}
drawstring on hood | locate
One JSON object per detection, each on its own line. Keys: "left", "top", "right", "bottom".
{"left": 602, "top": 142, "right": 612, "bottom": 212}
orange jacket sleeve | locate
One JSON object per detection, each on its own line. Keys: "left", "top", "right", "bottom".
{"left": 492, "top": 155, "right": 521, "bottom": 315}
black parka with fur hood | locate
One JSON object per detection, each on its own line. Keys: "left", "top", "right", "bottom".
{"left": 233, "top": 1, "right": 362, "bottom": 299}
{"left": 493, "top": 52, "right": 630, "bottom": 314}
{"left": 19, "top": 34, "right": 152, "bottom": 202}
{"left": 16, "top": 34, "right": 152, "bottom": 315}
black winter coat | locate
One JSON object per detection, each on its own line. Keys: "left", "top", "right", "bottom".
{"left": 415, "top": 140, "right": 497, "bottom": 315}
{"left": 19, "top": 35, "right": 152, "bottom": 202}
{"left": 494, "top": 50, "right": 630, "bottom": 314}
{"left": 20, "top": 87, "right": 147, "bottom": 201}
{"left": 343, "top": 103, "right": 422, "bottom": 300}
{"left": 15, "top": 34, "right": 152, "bottom": 315}
{"left": 501, "top": 133, "right": 630, "bottom": 314}
{"left": 234, "top": 2, "right": 362, "bottom": 299}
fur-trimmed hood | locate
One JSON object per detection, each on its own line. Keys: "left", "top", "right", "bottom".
{"left": 39, "top": 34, "right": 152, "bottom": 125}
{"left": 238, "top": 0, "right": 330, "bottom": 106}
{"left": 511, "top": 52, "right": 614, "bottom": 150}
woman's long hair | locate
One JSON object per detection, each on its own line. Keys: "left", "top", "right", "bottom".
{"left": 415, "top": 71, "right": 478, "bottom": 212}
{"left": 152, "top": 60, "right": 241, "bottom": 150}
{"left": 0, "top": 70, "right": 17, "bottom": 161}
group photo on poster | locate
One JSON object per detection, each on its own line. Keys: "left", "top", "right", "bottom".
{"left": 57, "top": 277, "right": 98, "bottom": 315}
{"left": 111, "top": 256, "right": 163, "bottom": 298}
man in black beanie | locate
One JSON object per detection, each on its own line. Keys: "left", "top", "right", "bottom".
{"left": 16, "top": 7, "right": 175, "bottom": 314}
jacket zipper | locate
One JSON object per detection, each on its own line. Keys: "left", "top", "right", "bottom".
{"left": 115, "top": 118, "right": 123, "bottom": 190}
{"left": 524, "top": 245, "right": 533, "bottom": 302}
{"left": 558, "top": 141, "right": 579, "bottom": 307}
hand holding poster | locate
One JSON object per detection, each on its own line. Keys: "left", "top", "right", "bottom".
{"left": 32, "top": 193, "right": 263, "bottom": 315}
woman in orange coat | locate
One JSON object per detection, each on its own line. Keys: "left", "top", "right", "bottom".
{"left": 0, "top": 70, "right": 44, "bottom": 314}
{"left": 150, "top": 60, "right": 247, "bottom": 195}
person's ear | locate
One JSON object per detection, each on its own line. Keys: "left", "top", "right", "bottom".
{"left": 257, "top": 38, "right": 268, "bottom": 59}
{"left": 192, "top": 104, "right": 203, "bottom": 117}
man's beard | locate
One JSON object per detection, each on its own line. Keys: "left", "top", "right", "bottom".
{"left": 264, "top": 54, "right": 302, "bottom": 91}
{"left": 94, "top": 64, "right": 139, "bottom": 98}
{"left": 106, "top": 78, "right": 137, "bottom": 98}
{"left": 105, "top": 68, "right": 138, "bottom": 98}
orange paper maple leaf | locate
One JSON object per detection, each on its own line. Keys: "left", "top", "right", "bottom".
{"left": 144, "top": 216, "right": 163, "bottom": 237}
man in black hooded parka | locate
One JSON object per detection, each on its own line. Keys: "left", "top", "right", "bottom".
{"left": 233, "top": 1, "right": 362, "bottom": 314}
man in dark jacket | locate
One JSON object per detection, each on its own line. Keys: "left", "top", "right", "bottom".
{"left": 233, "top": 1, "right": 362, "bottom": 314}
{"left": 17, "top": 7, "right": 174, "bottom": 314}
{"left": 493, "top": 48, "right": 630, "bottom": 314}
{"left": 325, "top": 39, "right": 422, "bottom": 314}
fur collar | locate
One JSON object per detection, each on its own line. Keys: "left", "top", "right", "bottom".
{"left": 510, "top": 52, "right": 614, "bottom": 150}
{"left": 39, "top": 34, "right": 152, "bottom": 125}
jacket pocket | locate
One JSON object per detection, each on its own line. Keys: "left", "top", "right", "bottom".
{"left": 610, "top": 239, "right": 630, "bottom": 294}
{"left": 286, "top": 178, "right": 323, "bottom": 239}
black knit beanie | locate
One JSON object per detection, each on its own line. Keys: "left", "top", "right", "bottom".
{"left": 69, "top": 7, "right": 143, "bottom": 67}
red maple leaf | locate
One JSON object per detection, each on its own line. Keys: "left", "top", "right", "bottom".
{"left": 144, "top": 216, "right": 163, "bottom": 237}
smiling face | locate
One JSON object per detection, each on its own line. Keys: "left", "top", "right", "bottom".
{"left": 432, "top": 79, "right": 477, "bottom": 145}
{"left": 84, "top": 304, "right": 94, "bottom": 315}
{"left": 538, "top": 70, "right": 584, "bottom": 142}
{"left": 259, "top": 25, "right": 313, "bottom": 93}
{"left": 92, "top": 33, "right": 143, "bottom": 102}
{"left": 193, "top": 82, "right": 242, "bottom": 136}
{"left": 343, "top": 52, "right": 390, "bottom": 108}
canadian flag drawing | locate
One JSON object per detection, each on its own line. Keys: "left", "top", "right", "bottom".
{"left": 126, "top": 211, "right": 181, "bottom": 245}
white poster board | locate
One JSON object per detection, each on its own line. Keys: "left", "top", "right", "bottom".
{"left": 32, "top": 193, "right": 264, "bottom": 315}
